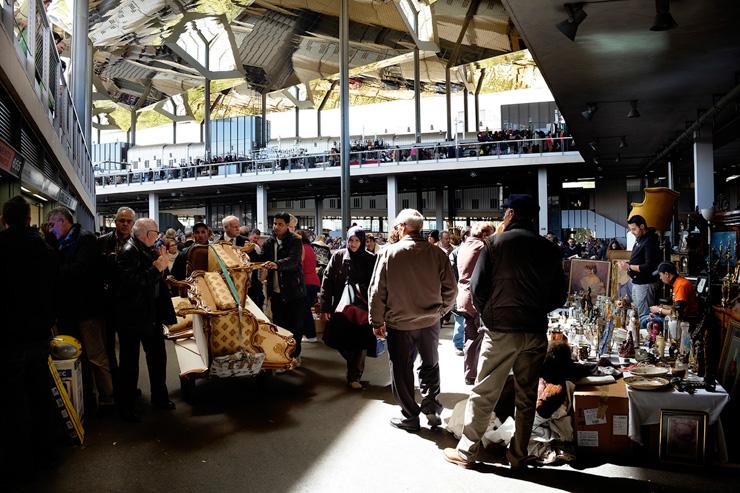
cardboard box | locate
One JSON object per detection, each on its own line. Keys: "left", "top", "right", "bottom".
{"left": 53, "top": 358, "right": 84, "bottom": 423}
{"left": 574, "top": 380, "right": 631, "bottom": 455}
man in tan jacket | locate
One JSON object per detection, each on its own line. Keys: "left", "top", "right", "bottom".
{"left": 369, "top": 209, "right": 457, "bottom": 432}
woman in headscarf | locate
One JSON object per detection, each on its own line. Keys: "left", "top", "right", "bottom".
{"left": 318, "top": 226, "right": 377, "bottom": 389}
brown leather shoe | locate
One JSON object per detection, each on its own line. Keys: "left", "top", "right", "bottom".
{"left": 443, "top": 448, "right": 473, "bottom": 469}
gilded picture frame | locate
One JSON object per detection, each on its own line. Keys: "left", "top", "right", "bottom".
{"left": 658, "top": 410, "right": 707, "bottom": 465}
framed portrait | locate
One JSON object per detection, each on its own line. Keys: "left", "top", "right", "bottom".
{"left": 609, "top": 260, "right": 633, "bottom": 301}
{"left": 718, "top": 320, "right": 740, "bottom": 400}
{"left": 569, "top": 259, "right": 611, "bottom": 297}
{"left": 659, "top": 410, "right": 707, "bottom": 465}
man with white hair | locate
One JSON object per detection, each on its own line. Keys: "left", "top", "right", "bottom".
{"left": 98, "top": 206, "right": 137, "bottom": 392}
{"left": 115, "top": 217, "right": 177, "bottom": 422}
{"left": 220, "top": 215, "right": 247, "bottom": 246}
{"left": 369, "top": 209, "right": 457, "bottom": 432}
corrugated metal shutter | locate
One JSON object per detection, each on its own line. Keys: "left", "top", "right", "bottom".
{"left": 0, "top": 90, "right": 13, "bottom": 144}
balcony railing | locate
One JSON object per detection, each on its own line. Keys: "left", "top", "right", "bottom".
{"left": 2, "top": 0, "right": 95, "bottom": 201}
{"left": 94, "top": 137, "right": 577, "bottom": 188}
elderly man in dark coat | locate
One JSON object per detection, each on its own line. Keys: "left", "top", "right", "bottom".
{"left": 115, "top": 217, "right": 177, "bottom": 422}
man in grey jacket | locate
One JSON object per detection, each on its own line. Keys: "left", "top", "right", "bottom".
{"left": 443, "top": 195, "right": 567, "bottom": 471}
{"left": 369, "top": 209, "right": 457, "bottom": 432}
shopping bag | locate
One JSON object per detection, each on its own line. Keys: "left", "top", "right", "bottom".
{"left": 334, "top": 282, "right": 369, "bottom": 326}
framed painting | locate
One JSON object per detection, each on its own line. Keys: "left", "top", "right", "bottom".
{"left": 606, "top": 250, "right": 631, "bottom": 262}
{"left": 659, "top": 410, "right": 707, "bottom": 465}
{"left": 609, "top": 260, "right": 633, "bottom": 301}
{"left": 569, "top": 259, "right": 610, "bottom": 297}
{"left": 710, "top": 230, "right": 737, "bottom": 268}
{"left": 718, "top": 320, "right": 740, "bottom": 400}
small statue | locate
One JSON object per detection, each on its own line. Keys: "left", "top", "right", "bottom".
{"left": 619, "top": 331, "right": 635, "bottom": 358}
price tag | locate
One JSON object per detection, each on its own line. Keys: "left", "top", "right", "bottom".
{"left": 613, "top": 415, "right": 628, "bottom": 436}
{"left": 584, "top": 407, "right": 607, "bottom": 426}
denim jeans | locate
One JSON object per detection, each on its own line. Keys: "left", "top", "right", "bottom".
{"left": 452, "top": 311, "right": 465, "bottom": 350}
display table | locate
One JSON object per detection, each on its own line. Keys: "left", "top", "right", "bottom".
{"left": 626, "top": 382, "right": 729, "bottom": 461}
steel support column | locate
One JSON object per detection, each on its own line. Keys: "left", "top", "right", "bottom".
{"left": 84, "top": 40, "right": 92, "bottom": 148}
{"left": 414, "top": 47, "right": 421, "bottom": 143}
{"left": 387, "top": 175, "right": 398, "bottom": 230}
{"left": 339, "top": 0, "right": 351, "bottom": 237}
{"left": 71, "top": 0, "right": 89, "bottom": 149}
{"left": 445, "top": 66, "right": 452, "bottom": 141}
{"left": 148, "top": 193, "right": 159, "bottom": 223}
{"left": 256, "top": 185, "right": 268, "bottom": 232}
{"left": 314, "top": 197, "right": 323, "bottom": 233}
{"left": 693, "top": 126, "right": 714, "bottom": 211}
{"left": 204, "top": 77, "right": 211, "bottom": 161}
{"left": 537, "top": 167, "right": 548, "bottom": 236}
{"left": 317, "top": 81, "right": 337, "bottom": 138}
{"left": 129, "top": 109, "right": 137, "bottom": 146}
{"left": 295, "top": 86, "right": 300, "bottom": 138}
{"left": 475, "top": 69, "right": 485, "bottom": 133}
{"left": 173, "top": 121, "right": 177, "bottom": 144}
{"left": 463, "top": 88, "right": 469, "bottom": 134}
{"left": 435, "top": 188, "right": 444, "bottom": 232}
{"left": 261, "top": 92, "right": 267, "bottom": 148}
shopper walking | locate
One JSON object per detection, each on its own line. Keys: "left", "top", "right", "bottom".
{"left": 443, "top": 195, "right": 567, "bottom": 471}
{"left": 299, "top": 230, "right": 321, "bottom": 343}
{"left": 319, "top": 226, "right": 376, "bottom": 389}
{"left": 369, "top": 209, "right": 457, "bottom": 431}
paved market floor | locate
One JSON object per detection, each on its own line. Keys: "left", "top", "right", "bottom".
{"left": 17, "top": 326, "right": 740, "bottom": 493}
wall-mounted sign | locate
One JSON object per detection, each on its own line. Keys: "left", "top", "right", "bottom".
{"left": 0, "top": 138, "right": 24, "bottom": 178}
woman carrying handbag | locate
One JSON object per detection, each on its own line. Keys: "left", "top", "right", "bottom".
{"left": 318, "top": 226, "right": 377, "bottom": 390}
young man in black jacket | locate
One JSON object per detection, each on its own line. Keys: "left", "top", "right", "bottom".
{"left": 443, "top": 195, "right": 567, "bottom": 472}
{"left": 258, "top": 212, "right": 306, "bottom": 360}
{"left": 618, "top": 214, "right": 660, "bottom": 318}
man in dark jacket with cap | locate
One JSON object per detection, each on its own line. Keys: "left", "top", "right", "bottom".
{"left": 443, "top": 194, "right": 567, "bottom": 471}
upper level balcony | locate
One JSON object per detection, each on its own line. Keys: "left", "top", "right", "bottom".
{"left": 0, "top": 0, "right": 95, "bottom": 214}
{"left": 95, "top": 137, "right": 583, "bottom": 197}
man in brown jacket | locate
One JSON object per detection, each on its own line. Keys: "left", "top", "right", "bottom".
{"left": 369, "top": 209, "right": 457, "bottom": 432}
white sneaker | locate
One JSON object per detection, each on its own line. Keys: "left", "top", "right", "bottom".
{"left": 303, "top": 337, "right": 318, "bottom": 343}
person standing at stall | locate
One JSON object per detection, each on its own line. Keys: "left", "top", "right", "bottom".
{"left": 618, "top": 214, "right": 660, "bottom": 318}
{"left": 319, "top": 226, "right": 377, "bottom": 389}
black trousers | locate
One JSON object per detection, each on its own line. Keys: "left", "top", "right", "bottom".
{"left": 338, "top": 348, "right": 366, "bottom": 383}
{"left": 118, "top": 323, "right": 168, "bottom": 410}
{"left": 270, "top": 295, "right": 306, "bottom": 357}
{"left": 3, "top": 343, "right": 61, "bottom": 478}
{"left": 387, "top": 323, "right": 443, "bottom": 420}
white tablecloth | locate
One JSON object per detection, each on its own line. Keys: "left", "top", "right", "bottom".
{"left": 626, "top": 382, "right": 729, "bottom": 461}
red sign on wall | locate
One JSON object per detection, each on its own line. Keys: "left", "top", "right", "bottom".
{"left": 0, "top": 138, "right": 23, "bottom": 178}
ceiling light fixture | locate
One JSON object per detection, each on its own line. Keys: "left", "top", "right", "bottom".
{"left": 32, "top": 193, "right": 48, "bottom": 202}
{"left": 582, "top": 103, "right": 598, "bottom": 120}
{"left": 556, "top": 3, "right": 587, "bottom": 41}
{"left": 619, "top": 136, "right": 628, "bottom": 149}
{"left": 650, "top": 0, "right": 678, "bottom": 31}
{"left": 588, "top": 140, "right": 598, "bottom": 151}
{"left": 627, "top": 100, "right": 640, "bottom": 118}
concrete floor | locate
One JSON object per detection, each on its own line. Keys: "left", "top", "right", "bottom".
{"left": 17, "top": 326, "right": 740, "bottom": 493}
